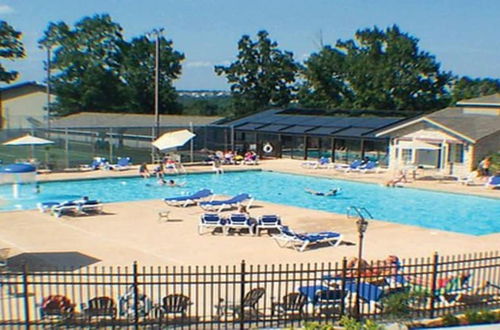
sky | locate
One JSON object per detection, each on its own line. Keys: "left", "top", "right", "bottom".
{"left": 0, "top": 0, "right": 499, "bottom": 91}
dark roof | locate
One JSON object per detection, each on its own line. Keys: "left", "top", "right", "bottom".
{"left": 427, "top": 107, "right": 500, "bottom": 141}
{"left": 228, "top": 108, "right": 403, "bottom": 139}
{"left": 1, "top": 81, "right": 46, "bottom": 100}
{"left": 52, "top": 112, "right": 224, "bottom": 128}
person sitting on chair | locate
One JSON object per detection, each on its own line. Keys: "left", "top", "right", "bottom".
{"left": 305, "top": 188, "right": 340, "bottom": 196}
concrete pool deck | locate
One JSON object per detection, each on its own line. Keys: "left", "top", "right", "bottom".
{"left": 0, "top": 159, "right": 498, "bottom": 268}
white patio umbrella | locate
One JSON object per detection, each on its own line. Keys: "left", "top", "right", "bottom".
{"left": 152, "top": 129, "right": 196, "bottom": 152}
{"left": 3, "top": 134, "right": 54, "bottom": 160}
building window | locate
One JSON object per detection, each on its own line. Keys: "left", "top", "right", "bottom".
{"left": 402, "top": 149, "right": 413, "bottom": 164}
{"left": 448, "top": 144, "right": 464, "bottom": 163}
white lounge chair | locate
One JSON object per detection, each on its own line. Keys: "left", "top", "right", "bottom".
{"left": 272, "top": 226, "right": 343, "bottom": 252}
{"left": 454, "top": 171, "right": 478, "bottom": 186}
{"left": 257, "top": 215, "right": 282, "bottom": 236}
{"left": 225, "top": 213, "right": 255, "bottom": 236}
{"left": 198, "top": 213, "right": 226, "bottom": 235}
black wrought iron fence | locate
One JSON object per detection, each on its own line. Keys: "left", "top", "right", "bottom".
{"left": 0, "top": 251, "right": 498, "bottom": 328}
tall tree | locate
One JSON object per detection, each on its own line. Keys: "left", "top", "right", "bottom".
{"left": 39, "top": 14, "right": 126, "bottom": 115}
{"left": 215, "top": 30, "right": 298, "bottom": 116}
{"left": 299, "top": 25, "right": 452, "bottom": 112}
{"left": 0, "top": 20, "right": 25, "bottom": 83}
{"left": 297, "top": 46, "right": 351, "bottom": 109}
{"left": 39, "top": 14, "right": 184, "bottom": 116}
{"left": 120, "top": 35, "right": 184, "bottom": 114}
{"left": 450, "top": 77, "right": 500, "bottom": 105}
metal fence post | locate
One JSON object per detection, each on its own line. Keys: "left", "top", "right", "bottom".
{"left": 340, "top": 258, "right": 347, "bottom": 318}
{"left": 239, "top": 260, "right": 246, "bottom": 330}
{"left": 22, "top": 263, "right": 30, "bottom": 329}
{"left": 133, "top": 261, "right": 139, "bottom": 329}
{"left": 429, "top": 252, "right": 439, "bottom": 319}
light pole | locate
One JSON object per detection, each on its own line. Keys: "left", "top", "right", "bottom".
{"left": 40, "top": 44, "right": 52, "bottom": 136}
{"left": 148, "top": 28, "right": 164, "bottom": 139}
{"left": 347, "top": 206, "right": 372, "bottom": 319}
{"left": 147, "top": 28, "right": 164, "bottom": 163}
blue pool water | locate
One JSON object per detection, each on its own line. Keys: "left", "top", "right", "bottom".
{"left": 1, "top": 171, "right": 499, "bottom": 235}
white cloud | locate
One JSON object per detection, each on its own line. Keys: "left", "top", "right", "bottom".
{"left": 185, "top": 61, "right": 213, "bottom": 68}
{"left": 185, "top": 60, "right": 232, "bottom": 68}
{"left": 0, "top": 4, "right": 14, "bottom": 14}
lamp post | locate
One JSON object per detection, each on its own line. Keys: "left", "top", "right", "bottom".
{"left": 347, "top": 206, "right": 372, "bottom": 319}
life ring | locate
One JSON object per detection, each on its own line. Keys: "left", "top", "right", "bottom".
{"left": 263, "top": 143, "right": 273, "bottom": 153}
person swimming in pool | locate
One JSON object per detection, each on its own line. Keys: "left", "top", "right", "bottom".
{"left": 305, "top": 188, "right": 340, "bottom": 196}
{"left": 166, "top": 179, "right": 186, "bottom": 187}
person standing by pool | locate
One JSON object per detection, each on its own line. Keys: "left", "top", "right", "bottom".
{"left": 212, "top": 157, "right": 223, "bottom": 174}
{"left": 139, "top": 163, "right": 150, "bottom": 178}
{"left": 479, "top": 156, "right": 492, "bottom": 177}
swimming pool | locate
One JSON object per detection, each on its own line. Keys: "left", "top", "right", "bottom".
{"left": 1, "top": 171, "right": 499, "bottom": 235}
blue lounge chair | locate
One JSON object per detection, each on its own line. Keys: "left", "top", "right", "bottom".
{"left": 199, "top": 193, "right": 253, "bottom": 212}
{"left": 51, "top": 201, "right": 81, "bottom": 218}
{"left": 80, "top": 157, "right": 108, "bottom": 171}
{"left": 225, "top": 213, "right": 255, "bottom": 235}
{"left": 486, "top": 175, "right": 500, "bottom": 189}
{"left": 109, "top": 157, "right": 131, "bottom": 171}
{"left": 257, "top": 215, "right": 282, "bottom": 235}
{"left": 358, "top": 161, "right": 379, "bottom": 173}
{"left": 198, "top": 213, "right": 226, "bottom": 235}
{"left": 164, "top": 189, "right": 214, "bottom": 207}
{"left": 272, "top": 226, "right": 343, "bottom": 252}
{"left": 335, "top": 160, "right": 362, "bottom": 173}
{"left": 41, "top": 198, "right": 103, "bottom": 218}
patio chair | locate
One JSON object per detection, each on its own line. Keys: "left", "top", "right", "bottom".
{"left": 485, "top": 175, "right": 500, "bottom": 189}
{"left": 155, "top": 294, "right": 191, "bottom": 319}
{"left": 409, "top": 272, "right": 473, "bottom": 306}
{"left": 199, "top": 193, "right": 253, "bottom": 213}
{"left": 256, "top": 215, "right": 282, "bottom": 236}
{"left": 214, "top": 287, "right": 265, "bottom": 320}
{"left": 81, "top": 296, "right": 117, "bottom": 321}
{"left": 119, "top": 285, "right": 152, "bottom": 319}
{"left": 198, "top": 213, "right": 227, "bottom": 235}
{"left": 39, "top": 295, "right": 76, "bottom": 320}
{"left": 109, "top": 157, "right": 132, "bottom": 171}
{"left": 164, "top": 189, "right": 214, "bottom": 207}
{"left": 272, "top": 226, "right": 343, "bottom": 252}
{"left": 297, "top": 285, "right": 347, "bottom": 316}
{"left": 225, "top": 213, "right": 256, "bottom": 236}
{"left": 271, "top": 292, "right": 308, "bottom": 318}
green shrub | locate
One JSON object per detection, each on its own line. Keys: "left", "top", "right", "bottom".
{"left": 340, "top": 316, "right": 363, "bottom": 330}
{"left": 464, "top": 309, "right": 498, "bottom": 324}
{"left": 303, "top": 321, "right": 336, "bottom": 330}
{"left": 338, "top": 316, "right": 384, "bottom": 330}
{"left": 441, "top": 313, "right": 460, "bottom": 326}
